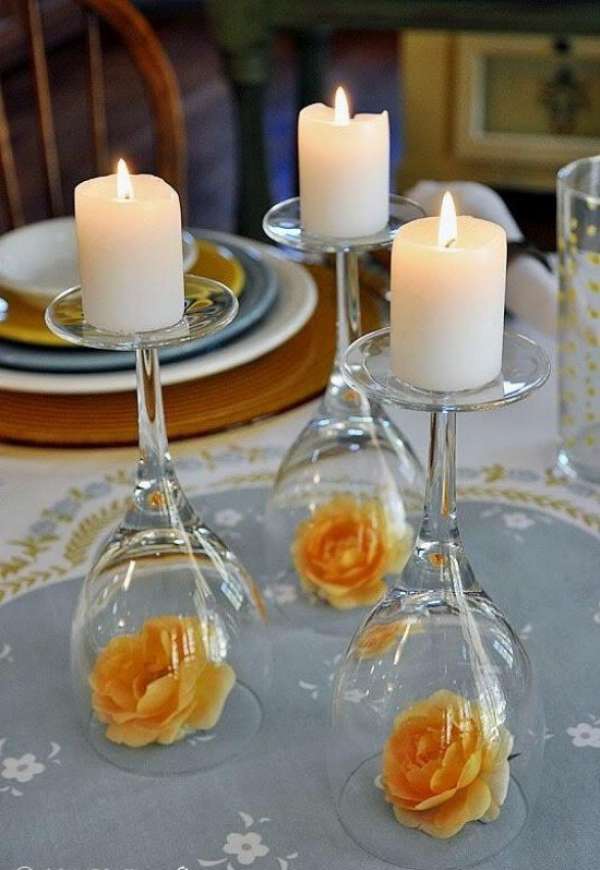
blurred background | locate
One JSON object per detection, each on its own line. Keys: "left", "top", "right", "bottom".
{"left": 3, "top": 0, "right": 600, "bottom": 246}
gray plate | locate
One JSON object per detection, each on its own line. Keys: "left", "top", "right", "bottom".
{"left": 0, "top": 233, "right": 277, "bottom": 374}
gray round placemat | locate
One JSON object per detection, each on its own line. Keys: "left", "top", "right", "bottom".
{"left": 1, "top": 489, "right": 599, "bottom": 870}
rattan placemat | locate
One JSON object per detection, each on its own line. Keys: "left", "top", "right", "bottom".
{"left": 0, "top": 265, "right": 380, "bottom": 447}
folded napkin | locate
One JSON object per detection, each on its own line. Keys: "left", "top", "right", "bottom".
{"left": 404, "top": 181, "right": 558, "bottom": 335}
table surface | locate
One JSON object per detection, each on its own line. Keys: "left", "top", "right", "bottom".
{"left": 2, "top": 318, "right": 600, "bottom": 870}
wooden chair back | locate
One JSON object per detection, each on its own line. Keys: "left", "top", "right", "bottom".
{"left": 0, "top": 0, "right": 186, "bottom": 228}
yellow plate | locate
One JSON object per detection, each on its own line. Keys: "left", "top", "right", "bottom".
{"left": 0, "top": 239, "right": 245, "bottom": 348}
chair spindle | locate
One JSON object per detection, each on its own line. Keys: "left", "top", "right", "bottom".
{"left": 0, "top": 83, "right": 24, "bottom": 227}
{"left": 86, "top": 11, "right": 109, "bottom": 176}
{"left": 20, "top": 0, "right": 64, "bottom": 216}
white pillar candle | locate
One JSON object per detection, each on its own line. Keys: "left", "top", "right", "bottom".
{"left": 75, "top": 160, "right": 185, "bottom": 333}
{"left": 391, "top": 192, "right": 506, "bottom": 392}
{"left": 298, "top": 87, "right": 389, "bottom": 238}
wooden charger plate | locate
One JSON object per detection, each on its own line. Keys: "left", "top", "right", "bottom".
{"left": 0, "top": 265, "right": 380, "bottom": 447}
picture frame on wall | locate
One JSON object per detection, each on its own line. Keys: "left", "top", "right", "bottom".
{"left": 454, "top": 33, "right": 600, "bottom": 166}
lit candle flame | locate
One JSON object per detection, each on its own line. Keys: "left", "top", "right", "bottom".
{"left": 334, "top": 86, "right": 350, "bottom": 124}
{"left": 438, "top": 191, "right": 457, "bottom": 248}
{"left": 116, "top": 158, "right": 133, "bottom": 200}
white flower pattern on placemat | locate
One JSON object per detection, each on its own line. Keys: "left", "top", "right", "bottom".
{"left": 298, "top": 680, "right": 319, "bottom": 701}
{"left": 343, "top": 688, "right": 368, "bottom": 704}
{"left": 528, "top": 726, "right": 554, "bottom": 743}
{"left": 0, "top": 643, "right": 13, "bottom": 663}
{"left": 1, "top": 753, "right": 45, "bottom": 783}
{"left": 519, "top": 623, "right": 533, "bottom": 641}
{"left": 479, "top": 506, "right": 501, "bottom": 519}
{"left": 0, "top": 740, "right": 61, "bottom": 797}
{"left": 567, "top": 718, "right": 600, "bottom": 748}
{"left": 197, "top": 811, "right": 297, "bottom": 869}
{"left": 503, "top": 512, "right": 535, "bottom": 531}
{"left": 223, "top": 832, "right": 269, "bottom": 865}
{"left": 298, "top": 653, "right": 343, "bottom": 702}
{"left": 215, "top": 509, "right": 243, "bottom": 528}
{"left": 186, "top": 733, "right": 216, "bottom": 746}
{"left": 264, "top": 584, "right": 298, "bottom": 606}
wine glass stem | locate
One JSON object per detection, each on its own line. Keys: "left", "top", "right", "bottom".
{"left": 400, "top": 409, "right": 478, "bottom": 592}
{"left": 137, "top": 347, "right": 169, "bottom": 474}
{"left": 129, "top": 347, "right": 189, "bottom": 526}
{"left": 420, "top": 410, "right": 459, "bottom": 548}
{"left": 323, "top": 250, "right": 365, "bottom": 415}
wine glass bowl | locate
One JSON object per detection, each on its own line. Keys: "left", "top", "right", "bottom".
{"left": 263, "top": 410, "right": 423, "bottom": 635}
{"left": 71, "top": 522, "right": 270, "bottom": 775}
{"left": 262, "top": 197, "right": 425, "bottom": 634}
{"left": 328, "top": 584, "right": 544, "bottom": 869}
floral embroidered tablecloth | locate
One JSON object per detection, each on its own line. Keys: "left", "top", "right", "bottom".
{"left": 1, "top": 324, "right": 600, "bottom": 870}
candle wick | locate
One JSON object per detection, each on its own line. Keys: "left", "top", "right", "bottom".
{"left": 445, "top": 237, "right": 456, "bottom": 249}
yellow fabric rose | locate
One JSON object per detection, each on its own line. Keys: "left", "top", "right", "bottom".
{"left": 382, "top": 690, "right": 513, "bottom": 839}
{"left": 292, "top": 495, "right": 411, "bottom": 609}
{"left": 355, "top": 619, "right": 423, "bottom": 660}
{"left": 90, "top": 615, "right": 235, "bottom": 747}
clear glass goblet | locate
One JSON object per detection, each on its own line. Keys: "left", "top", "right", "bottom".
{"left": 327, "top": 328, "right": 550, "bottom": 868}
{"left": 46, "top": 277, "right": 271, "bottom": 775}
{"left": 262, "top": 197, "right": 425, "bottom": 635}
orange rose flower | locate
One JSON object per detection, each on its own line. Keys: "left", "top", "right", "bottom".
{"left": 292, "top": 495, "right": 411, "bottom": 610}
{"left": 355, "top": 618, "right": 423, "bottom": 660}
{"left": 382, "top": 690, "right": 513, "bottom": 839}
{"left": 90, "top": 615, "right": 235, "bottom": 747}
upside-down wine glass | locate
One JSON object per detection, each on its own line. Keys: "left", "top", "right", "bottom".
{"left": 46, "top": 276, "right": 271, "bottom": 775}
{"left": 262, "top": 196, "right": 425, "bottom": 635}
{"left": 328, "top": 326, "right": 550, "bottom": 868}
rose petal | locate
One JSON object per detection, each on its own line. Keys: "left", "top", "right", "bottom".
{"left": 420, "top": 779, "right": 492, "bottom": 839}
{"left": 328, "top": 579, "right": 386, "bottom": 610}
{"left": 482, "top": 759, "right": 510, "bottom": 812}
{"left": 392, "top": 804, "right": 422, "bottom": 829}
{"left": 384, "top": 768, "right": 427, "bottom": 804}
{"left": 483, "top": 727, "right": 513, "bottom": 772}
{"left": 105, "top": 721, "right": 160, "bottom": 747}
{"left": 405, "top": 759, "right": 441, "bottom": 796}
{"left": 136, "top": 674, "right": 179, "bottom": 717}
{"left": 186, "top": 663, "right": 236, "bottom": 730}
{"left": 414, "top": 786, "right": 458, "bottom": 811}
{"left": 456, "top": 747, "right": 483, "bottom": 789}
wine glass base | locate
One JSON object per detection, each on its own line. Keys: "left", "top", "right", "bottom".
{"left": 45, "top": 275, "right": 238, "bottom": 350}
{"left": 343, "top": 328, "right": 551, "bottom": 412}
{"left": 263, "top": 195, "right": 425, "bottom": 254}
{"left": 334, "top": 755, "right": 529, "bottom": 870}
{"left": 85, "top": 683, "right": 263, "bottom": 776}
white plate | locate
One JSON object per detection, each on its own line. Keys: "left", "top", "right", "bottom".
{"left": 0, "top": 243, "right": 317, "bottom": 394}
{"left": 0, "top": 217, "right": 197, "bottom": 308}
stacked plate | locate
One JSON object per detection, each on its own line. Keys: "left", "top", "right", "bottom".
{"left": 0, "top": 220, "right": 318, "bottom": 395}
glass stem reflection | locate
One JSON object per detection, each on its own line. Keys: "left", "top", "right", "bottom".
{"left": 401, "top": 410, "right": 478, "bottom": 593}
{"left": 124, "top": 347, "right": 193, "bottom": 530}
{"left": 322, "top": 250, "right": 368, "bottom": 417}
